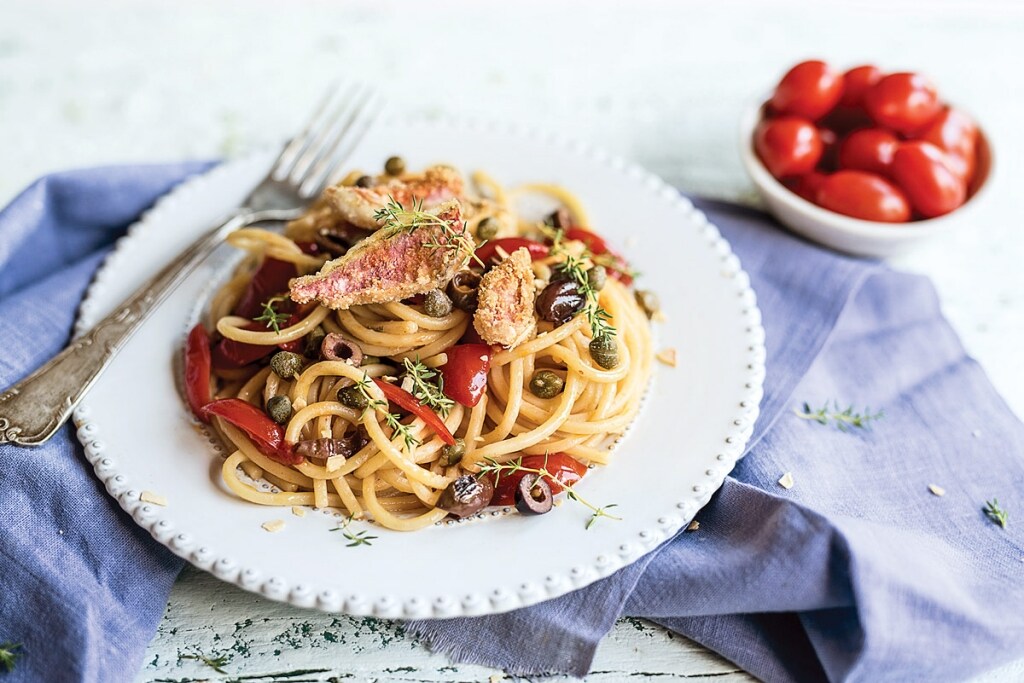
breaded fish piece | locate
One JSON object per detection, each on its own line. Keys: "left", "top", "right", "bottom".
{"left": 325, "top": 166, "right": 465, "bottom": 229}
{"left": 289, "top": 200, "right": 471, "bottom": 310}
{"left": 473, "top": 247, "right": 536, "bottom": 348}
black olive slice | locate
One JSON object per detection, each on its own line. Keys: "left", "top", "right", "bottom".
{"left": 514, "top": 474, "right": 553, "bottom": 515}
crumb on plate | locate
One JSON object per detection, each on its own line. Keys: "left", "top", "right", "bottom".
{"left": 262, "top": 519, "right": 286, "bottom": 533}
{"left": 656, "top": 348, "right": 677, "bottom": 367}
{"left": 140, "top": 490, "right": 168, "bottom": 507}
{"left": 291, "top": 506, "right": 307, "bottom": 517}
{"left": 778, "top": 472, "right": 795, "bottom": 489}
{"left": 686, "top": 520, "right": 700, "bottom": 532}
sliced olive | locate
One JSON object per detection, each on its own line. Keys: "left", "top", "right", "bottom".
{"left": 536, "top": 280, "right": 585, "bottom": 325}
{"left": 321, "top": 333, "right": 364, "bottom": 365}
{"left": 515, "top": 474, "right": 553, "bottom": 515}
{"left": 266, "top": 395, "right": 292, "bottom": 424}
{"left": 270, "top": 351, "right": 304, "bottom": 379}
{"left": 635, "top": 289, "right": 660, "bottom": 319}
{"left": 337, "top": 385, "right": 368, "bottom": 410}
{"left": 384, "top": 156, "right": 406, "bottom": 176}
{"left": 437, "top": 474, "right": 495, "bottom": 518}
{"left": 546, "top": 207, "right": 572, "bottom": 229}
{"left": 587, "top": 265, "right": 608, "bottom": 291}
{"left": 447, "top": 270, "right": 482, "bottom": 312}
{"left": 589, "top": 334, "right": 619, "bottom": 369}
{"left": 476, "top": 217, "right": 499, "bottom": 241}
{"left": 440, "top": 438, "right": 466, "bottom": 466}
{"left": 294, "top": 430, "right": 369, "bottom": 465}
{"left": 354, "top": 174, "right": 374, "bottom": 188}
{"left": 304, "top": 326, "right": 327, "bottom": 359}
{"left": 529, "top": 370, "right": 564, "bottom": 399}
{"left": 423, "top": 289, "right": 453, "bottom": 318}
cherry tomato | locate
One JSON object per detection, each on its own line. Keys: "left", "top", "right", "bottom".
{"left": 816, "top": 128, "right": 840, "bottom": 172}
{"left": 769, "top": 60, "right": 843, "bottom": 120}
{"left": 840, "top": 65, "right": 883, "bottom": 108}
{"left": 203, "top": 398, "right": 302, "bottom": 465}
{"left": 184, "top": 324, "right": 213, "bottom": 422}
{"left": 815, "top": 170, "right": 911, "bottom": 223}
{"left": 755, "top": 117, "right": 823, "bottom": 178}
{"left": 918, "top": 108, "right": 978, "bottom": 183}
{"left": 490, "top": 453, "right": 588, "bottom": 506}
{"left": 786, "top": 172, "right": 827, "bottom": 203}
{"left": 439, "top": 344, "right": 492, "bottom": 408}
{"left": 864, "top": 72, "right": 941, "bottom": 135}
{"left": 838, "top": 128, "right": 900, "bottom": 176}
{"left": 890, "top": 141, "right": 966, "bottom": 218}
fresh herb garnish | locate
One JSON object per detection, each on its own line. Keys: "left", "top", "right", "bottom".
{"left": 984, "top": 498, "right": 1009, "bottom": 529}
{"left": 0, "top": 643, "right": 21, "bottom": 673}
{"left": 179, "top": 651, "right": 230, "bottom": 674}
{"left": 403, "top": 357, "right": 454, "bottom": 416}
{"left": 373, "top": 196, "right": 484, "bottom": 268}
{"left": 794, "top": 401, "right": 883, "bottom": 431}
{"left": 477, "top": 455, "right": 621, "bottom": 530}
{"left": 254, "top": 296, "right": 290, "bottom": 334}
{"left": 352, "top": 373, "right": 421, "bottom": 453}
{"left": 330, "top": 514, "right": 378, "bottom": 547}
{"left": 547, "top": 229, "right": 617, "bottom": 341}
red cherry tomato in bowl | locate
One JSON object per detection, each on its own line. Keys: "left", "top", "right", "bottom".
{"left": 840, "top": 65, "right": 883, "bottom": 108}
{"left": 838, "top": 128, "right": 899, "bottom": 176}
{"left": 755, "top": 117, "right": 823, "bottom": 178}
{"left": 489, "top": 453, "right": 588, "bottom": 506}
{"left": 864, "top": 72, "right": 941, "bottom": 135}
{"left": 786, "top": 172, "right": 828, "bottom": 204}
{"left": 890, "top": 141, "right": 966, "bottom": 218}
{"left": 815, "top": 170, "right": 911, "bottom": 223}
{"left": 769, "top": 60, "right": 843, "bottom": 120}
{"left": 918, "top": 108, "right": 978, "bottom": 184}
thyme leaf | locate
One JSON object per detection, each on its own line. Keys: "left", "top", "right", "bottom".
{"left": 179, "top": 651, "right": 230, "bottom": 674}
{"left": 353, "top": 372, "right": 421, "bottom": 453}
{"left": 330, "top": 514, "right": 379, "bottom": 547}
{"left": 548, "top": 229, "right": 617, "bottom": 341}
{"left": 0, "top": 643, "right": 21, "bottom": 673}
{"left": 794, "top": 401, "right": 883, "bottom": 431}
{"left": 373, "top": 196, "right": 482, "bottom": 268}
{"left": 984, "top": 498, "right": 1009, "bottom": 529}
{"left": 403, "top": 357, "right": 454, "bottom": 417}
{"left": 254, "top": 296, "right": 290, "bottom": 334}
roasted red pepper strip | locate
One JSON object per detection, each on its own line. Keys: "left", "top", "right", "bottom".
{"left": 439, "top": 344, "right": 492, "bottom": 408}
{"left": 474, "top": 238, "right": 549, "bottom": 265}
{"left": 184, "top": 323, "right": 213, "bottom": 422}
{"left": 211, "top": 322, "right": 276, "bottom": 370}
{"left": 490, "top": 453, "right": 588, "bottom": 506}
{"left": 564, "top": 227, "right": 634, "bottom": 285}
{"left": 202, "top": 398, "right": 303, "bottom": 465}
{"left": 233, "top": 257, "right": 297, "bottom": 318}
{"left": 372, "top": 379, "right": 456, "bottom": 445}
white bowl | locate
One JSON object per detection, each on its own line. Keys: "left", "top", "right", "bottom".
{"left": 738, "top": 100, "right": 993, "bottom": 259}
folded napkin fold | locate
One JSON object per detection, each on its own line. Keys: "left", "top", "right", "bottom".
{"left": 0, "top": 167, "right": 1021, "bottom": 682}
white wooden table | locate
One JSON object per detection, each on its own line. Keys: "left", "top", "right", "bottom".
{"left": 3, "top": 1, "right": 1023, "bottom": 680}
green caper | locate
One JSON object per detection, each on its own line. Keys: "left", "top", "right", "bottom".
{"left": 266, "top": 395, "right": 292, "bottom": 424}
{"left": 384, "top": 156, "right": 406, "bottom": 176}
{"left": 441, "top": 438, "right": 466, "bottom": 466}
{"left": 354, "top": 174, "right": 374, "bottom": 188}
{"left": 360, "top": 355, "right": 382, "bottom": 367}
{"left": 587, "top": 265, "right": 608, "bottom": 291}
{"left": 529, "top": 370, "right": 565, "bottom": 399}
{"left": 476, "top": 217, "right": 499, "bottom": 241}
{"left": 423, "top": 289, "right": 453, "bottom": 318}
{"left": 270, "top": 351, "right": 304, "bottom": 379}
{"left": 634, "top": 289, "right": 660, "bottom": 319}
{"left": 589, "top": 335, "right": 619, "bottom": 369}
{"left": 304, "top": 326, "right": 327, "bottom": 358}
{"left": 337, "top": 385, "right": 369, "bottom": 410}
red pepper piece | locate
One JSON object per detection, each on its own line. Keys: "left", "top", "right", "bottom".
{"left": 202, "top": 398, "right": 303, "bottom": 465}
{"left": 184, "top": 324, "right": 213, "bottom": 422}
{"left": 490, "top": 453, "right": 588, "bottom": 506}
{"left": 474, "top": 238, "right": 549, "bottom": 266}
{"left": 564, "top": 227, "right": 634, "bottom": 285}
{"left": 211, "top": 322, "right": 276, "bottom": 370}
{"left": 233, "top": 257, "right": 297, "bottom": 318}
{"left": 439, "top": 344, "right": 492, "bottom": 408}
{"left": 372, "top": 379, "right": 456, "bottom": 445}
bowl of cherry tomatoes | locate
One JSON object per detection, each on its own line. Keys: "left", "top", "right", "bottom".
{"left": 740, "top": 60, "right": 992, "bottom": 258}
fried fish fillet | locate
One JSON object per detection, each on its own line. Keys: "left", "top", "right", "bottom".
{"left": 324, "top": 165, "right": 465, "bottom": 229}
{"left": 473, "top": 247, "right": 536, "bottom": 348}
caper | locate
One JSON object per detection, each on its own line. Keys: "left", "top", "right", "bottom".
{"left": 536, "top": 279, "right": 585, "bottom": 325}
{"left": 384, "top": 156, "right": 406, "bottom": 176}
{"left": 360, "top": 355, "right": 382, "bottom": 367}
{"left": 447, "top": 270, "right": 482, "bottom": 312}
{"left": 270, "top": 351, "right": 304, "bottom": 379}
{"left": 304, "top": 326, "right": 327, "bottom": 358}
{"left": 589, "top": 334, "right": 619, "bottom": 369}
{"left": 354, "top": 174, "right": 374, "bottom": 188}
{"left": 476, "top": 217, "right": 499, "bottom": 241}
{"left": 634, "top": 289, "right": 660, "bottom": 319}
{"left": 266, "top": 395, "right": 292, "bottom": 424}
{"left": 587, "top": 265, "right": 608, "bottom": 291}
{"left": 337, "top": 385, "right": 368, "bottom": 410}
{"left": 441, "top": 438, "right": 466, "bottom": 466}
{"left": 529, "top": 370, "right": 565, "bottom": 399}
{"left": 423, "top": 289, "right": 453, "bottom": 318}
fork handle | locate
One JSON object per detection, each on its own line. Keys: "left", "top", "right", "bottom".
{"left": 0, "top": 208, "right": 298, "bottom": 447}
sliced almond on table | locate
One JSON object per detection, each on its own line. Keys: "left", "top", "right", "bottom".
{"left": 686, "top": 520, "right": 700, "bottom": 532}
{"left": 778, "top": 472, "right": 795, "bottom": 490}
{"left": 928, "top": 484, "right": 946, "bottom": 497}
{"left": 140, "top": 491, "right": 167, "bottom": 507}
{"left": 262, "top": 519, "right": 285, "bottom": 533}
{"left": 656, "top": 348, "right": 677, "bottom": 367}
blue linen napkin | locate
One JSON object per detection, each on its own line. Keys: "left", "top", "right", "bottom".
{"left": 1, "top": 168, "right": 1021, "bottom": 682}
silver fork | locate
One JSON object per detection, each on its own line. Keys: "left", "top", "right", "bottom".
{"left": 0, "top": 84, "right": 380, "bottom": 447}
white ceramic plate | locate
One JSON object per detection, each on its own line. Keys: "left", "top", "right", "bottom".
{"left": 72, "top": 118, "right": 765, "bottom": 619}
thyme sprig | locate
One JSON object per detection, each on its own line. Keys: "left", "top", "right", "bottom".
{"left": 547, "top": 229, "right": 617, "bottom": 340}
{"left": 403, "top": 357, "right": 454, "bottom": 417}
{"left": 353, "top": 373, "right": 421, "bottom": 453}
{"left": 0, "top": 643, "right": 21, "bottom": 673}
{"left": 794, "top": 401, "right": 884, "bottom": 431}
{"left": 477, "top": 455, "right": 621, "bottom": 530}
{"left": 254, "top": 296, "right": 289, "bottom": 334}
{"left": 373, "top": 196, "right": 484, "bottom": 268}
{"left": 984, "top": 499, "right": 1009, "bottom": 529}
{"left": 179, "top": 651, "right": 230, "bottom": 674}
{"left": 330, "top": 514, "right": 379, "bottom": 547}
